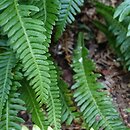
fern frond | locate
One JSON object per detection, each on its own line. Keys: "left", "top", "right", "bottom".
{"left": 21, "top": 81, "right": 47, "bottom": 130}
{"left": 114, "top": 0, "right": 130, "bottom": 21}
{"left": 95, "top": 2, "right": 130, "bottom": 70}
{"left": 72, "top": 33, "right": 128, "bottom": 130}
{"left": 47, "top": 60, "right": 61, "bottom": 130}
{"left": 29, "top": 0, "right": 60, "bottom": 45}
{"left": 0, "top": 50, "right": 16, "bottom": 119}
{"left": 0, "top": 86, "right": 25, "bottom": 130}
{"left": 59, "top": 79, "right": 79, "bottom": 125}
{"left": 0, "top": 0, "right": 51, "bottom": 104}
{"left": 114, "top": 0, "right": 130, "bottom": 36}
{"left": 55, "top": 0, "right": 84, "bottom": 41}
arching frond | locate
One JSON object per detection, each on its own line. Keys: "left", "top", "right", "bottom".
{"left": 29, "top": 0, "right": 60, "bottom": 44}
{"left": 21, "top": 81, "right": 47, "bottom": 130}
{"left": 72, "top": 33, "right": 128, "bottom": 130}
{"left": 59, "top": 79, "right": 79, "bottom": 125}
{"left": 47, "top": 60, "right": 61, "bottom": 130}
{"left": 114, "top": 0, "right": 130, "bottom": 36}
{"left": 0, "top": 50, "right": 16, "bottom": 119}
{"left": 95, "top": 2, "right": 130, "bottom": 70}
{"left": 0, "top": 0, "right": 50, "bottom": 104}
{"left": 0, "top": 86, "right": 25, "bottom": 130}
{"left": 55, "top": 0, "right": 84, "bottom": 41}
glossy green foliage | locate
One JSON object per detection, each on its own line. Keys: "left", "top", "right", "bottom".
{"left": 47, "top": 60, "right": 61, "bottom": 130}
{"left": 55, "top": 0, "right": 84, "bottom": 41}
{"left": 0, "top": 50, "right": 16, "bottom": 119}
{"left": 0, "top": 0, "right": 128, "bottom": 129}
{"left": 0, "top": 0, "right": 50, "bottom": 104}
{"left": 114, "top": 0, "right": 130, "bottom": 36}
{"left": 29, "top": 0, "right": 60, "bottom": 45}
{"left": 21, "top": 82, "right": 46, "bottom": 130}
{"left": 0, "top": 81, "right": 25, "bottom": 130}
{"left": 72, "top": 33, "right": 128, "bottom": 130}
{"left": 0, "top": 92, "right": 25, "bottom": 130}
{"left": 59, "top": 79, "right": 79, "bottom": 125}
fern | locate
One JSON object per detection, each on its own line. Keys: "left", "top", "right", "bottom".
{"left": 29, "top": 0, "right": 60, "bottom": 44}
{"left": 54, "top": 0, "right": 84, "bottom": 41}
{"left": 21, "top": 81, "right": 47, "bottom": 130}
{"left": 0, "top": 0, "right": 50, "bottom": 104}
{"left": 58, "top": 79, "right": 79, "bottom": 125}
{"left": 72, "top": 33, "right": 127, "bottom": 130}
{"left": 0, "top": 84, "right": 25, "bottom": 130}
{"left": 0, "top": 50, "right": 16, "bottom": 119}
{"left": 114, "top": 0, "right": 130, "bottom": 36}
{"left": 47, "top": 60, "right": 61, "bottom": 130}
{"left": 0, "top": 0, "right": 129, "bottom": 129}
{"left": 95, "top": 2, "right": 130, "bottom": 70}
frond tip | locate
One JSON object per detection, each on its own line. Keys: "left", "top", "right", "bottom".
{"left": 72, "top": 32, "right": 128, "bottom": 130}
{"left": 55, "top": 0, "right": 84, "bottom": 41}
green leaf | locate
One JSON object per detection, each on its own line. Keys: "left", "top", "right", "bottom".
{"left": 0, "top": 50, "right": 16, "bottom": 119}
{"left": 72, "top": 32, "right": 128, "bottom": 130}
{"left": 0, "top": 87, "right": 25, "bottom": 130}
{"left": 0, "top": 0, "right": 50, "bottom": 104}
{"left": 59, "top": 79, "right": 79, "bottom": 125}
{"left": 55, "top": 0, "right": 84, "bottom": 41}
{"left": 21, "top": 81, "right": 46, "bottom": 130}
{"left": 47, "top": 60, "right": 61, "bottom": 130}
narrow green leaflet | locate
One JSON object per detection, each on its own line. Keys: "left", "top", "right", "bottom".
{"left": 72, "top": 32, "right": 128, "bottom": 130}
{"left": 55, "top": 0, "right": 84, "bottom": 41}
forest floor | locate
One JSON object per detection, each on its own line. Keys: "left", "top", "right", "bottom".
{"left": 20, "top": 0, "right": 130, "bottom": 129}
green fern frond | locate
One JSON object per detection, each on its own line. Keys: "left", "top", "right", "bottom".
{"left": 21, "top": 81, "right": 47, "bottom": 130}
{"left": 0, "top": 86, "right": 25, "bottom": 130}
{"left": 0, "top": 50, "right": 16, "bottom": 119}
{"left": 29, "top": 0, "right": 60, "bottom": 44}
{"left": 0, "top": 0, "right": 51, "bottom": 104}
{"left": 114, "top": 0, "right": 130, "bottom": 21}
{"left": 114, "top": 0, "right": 130, "bottom": 36}
{"left": 95, "top": 2, "right": 130, "bottom": 70}
{"left": 55, "top": 0, "right": 84, "bottom": 41}
{"left": 58, "top": 79, "right": 79, "bottom": 125}
{"left": 72, "top": 33, "right": 128, "bottom": 130}
{"left": 47, "top": 60, "right": 61, "bottom": 130}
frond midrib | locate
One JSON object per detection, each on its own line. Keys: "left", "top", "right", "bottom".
{"left": 26, "top": 85, "right": 44, "bottom": 129}
{"left": 81, "top": 59, "right": 113, "bottom": 130}
{"left": 14, "top": 0, "right": 44, "bottom": 89}
{"left": 0, "top": 53, "right": 12, "bottom": 118}
{"left": 60, "top": 89, "right": 75, "bottom": 118}
{"left": 49, "top": 90, "right": 58, "bottom": 130}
